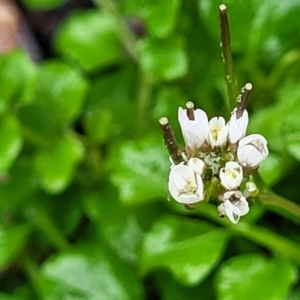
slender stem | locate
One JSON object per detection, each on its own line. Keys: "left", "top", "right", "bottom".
{"left": 258, "top": 189, "right": 300, "bottom": 225}
{"left": 22, "top": 255, "right": 45, "bottom": 299}
{"left": 137, "top": 71, "right": 151, "bottom": 134}
{"left": 159, "top": 117, "right": 183, "bottom": 164}
{"left": 26, "top": 204, "right": 70, "bottom": 251}
{"left": 195, "top": 204, "right": 300, "bottom": 265}
{"left": 219, "top": 4, "right": 238, "bottom": 110}
{"left": 253, "top": 173, "right": 300, "bottom": 225}
{"left": 97, "top": 0, "right": 138, "bottom": 61}
{"left": 236, "top": 82, "right": 252, "bottom": 118}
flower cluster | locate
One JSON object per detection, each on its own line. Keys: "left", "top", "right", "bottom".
{"left": 163, "top": 100, "right": 268, "bottom": 224}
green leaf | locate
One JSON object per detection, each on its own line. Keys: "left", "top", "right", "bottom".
{"left": 83, "top": 182, "right": 167, "bottom": 263}
{"left": 84, "top": 67, "right": 138, "bottom": 139}
{"left": 0, "top": 114, "right": 22, "bottom": 174}
{"left": 154, "top": 271, "right": 215, "bottom": 300}
{"left": 123, "top": 0, "right": 181, "bottom": 38}
{"left": 41, "top": 249, "right": 143, "bottom": 300}
{"left": 215, "top": 254, "right": 297, "bottom": 300}
{"left": 55, "top": 10, "right": 124, "bottom": 72}
{"left": 138, "top": 37, "right": 188, "bottom": 81}
{"left": 34, "top": 61, "right": 88, "bottom": 127}
{"left": 140, "top": 216, "right": 228, "bottom": 285}
{"left": 20, "top": 0, "right": 66, "bottom": 10}
{"left": 0, "top": 224, "right": 31, "bottom": 269}
{"left": 109, "top": 135, "right": 170, "bottom": 205}
{"left": 34, "top": 134, "right": 84, "bottom": 194}
{"left": 0, "top": 159, "right": 37, "bottom": 210}
{"left": 0, "top": 50, "right": 37, "bottom": 111}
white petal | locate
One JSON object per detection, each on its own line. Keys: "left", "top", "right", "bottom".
{"left": 223, "top": 200, "right": 240, "bottom": 224}
{"left": 216, "top": 124, "right": 229, "bottom": 146}
{"left": 234, "top": 197, "right": 249, "bottom": 216}
{"left": 188, "top": 158, "right": 205, "bottom": 175}
{"left": 178, "top": 107, "right": 209, "bottom": 152}
{"left": 219, "top": 161, "right": 243, "bottom": 190}
{"left": 229, "top": 109, "right": 249, "bottom": 143}
{"left": 168, "top": 165, "right": 204, "bottom": 204}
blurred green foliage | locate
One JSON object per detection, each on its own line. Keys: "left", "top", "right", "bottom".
{"left": 1, "top": 0, "right": 300, "bottom": 299}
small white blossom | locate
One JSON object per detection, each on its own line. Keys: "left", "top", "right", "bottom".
{"left": 229, "top": 109, "right": 249, "bottom": 144}
{"left": 237, "top": 134, "right": 269, "bottom": 168}
{"left": 218, "top": 191, "right": 249, "bottom": 224}
{"left": 168, "top": 164, "right": 204, "bottom": 204}
{"left": 219, "top": 161, "right": 243, "bottom": 190}
{"left": 178, "top": 107, "right": 209, "bottom": 152}
{"left": 188, "top": 157, "right": 205, "bottom": 175}
{"left": 207, "top": 116, "right": 229, "bottom": 149}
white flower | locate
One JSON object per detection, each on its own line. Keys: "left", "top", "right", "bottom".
{"left": 229, "top": 109, "right": 249, "bottom": 144}
{"left": 219, "top": 161, "right": 243, "bottom": 190}
{"left": 168, "top": 164, "right": 204, "bottom": 204}
{"left": 237, "top": 134, "right": 269, "bottom": 168}
{"left": 218, "top": 191, "right": 249, "bottom": 224}
{"left": 207, "top": 116, "right": 229, "bottom": 149}
{"left": 188, "top": 157, "right": 205, "bottom": 175}
{"left": 178, "top": 107, "right": 209, "bottom": 152}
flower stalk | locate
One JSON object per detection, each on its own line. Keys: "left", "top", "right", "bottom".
{"left": 219, "top": 4, "right": 238, "bottom": 111}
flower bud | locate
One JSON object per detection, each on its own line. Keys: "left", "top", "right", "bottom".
{"left": 207, "top": 116, "right": 229, "bottom": 149}
{"left": 229, "top": 109, "right": 249, "bottom": 144}
{"left": 219, "top": 161, "right": 243, "bottom": 190}
{"left": 188, "top": 157, "right": 205, "bottom": 175}
{"left": 218, "top": 191, "right": 249, "bottom": 224}
{"left": 168, "top": 164, "right": 204, "bottom": 204}
{"left": 237, "top": 134, "right": 269, "bottom": 168}
{"left": 178, "top": 107, "right": 209, "bottom": 153}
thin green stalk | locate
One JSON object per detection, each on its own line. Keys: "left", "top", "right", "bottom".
{"left": 96, "top": 0, "right": 138, "bottom": 61}
{"left": 137, "top": 72, "right": 152, "bottom": 134}
{"left": 253, "top": 173, "right": 300, "bottom": 225}
{"left": 195, "top": 204, "right": 300, "bottom": 265}
{"left": 22, "top": 255, "right": 46, "bottom": 300}
{"left": 27, "top": 204, "right": 70, "bottom": 252}
{"left": 219, "top": 4, "right": 238, "bottom": 111}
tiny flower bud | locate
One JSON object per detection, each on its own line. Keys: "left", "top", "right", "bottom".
{"left": 168, "top": 164, "right": 204, "bottom": 204}
{"left": 237, "top": 134, "right": 269, "bottom": 168}
{"left": 218, "top": 191, "right": 249, "bottom": 224}
{"left": 178, "top": 107, "right": 209, "bottom": 153}
{"left": 188, "top": 157, "right": 205, "bottom": 175}
{"left": 207, "top": 116, "right": 229, "bottom": 149}
{"left": 219, "top": 161, "right": 243, "bottom": 190}
{"left": 229, "top": 108, "right": 249, "bottom": 144}
{"left": 243, "top": 182, "right": 259, "bottom": 197}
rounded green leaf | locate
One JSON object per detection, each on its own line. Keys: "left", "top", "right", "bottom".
{"left": 140, "top": 216, "right": 229, "bottom": 285}
{"left": 0, "top": 50, "right": 37, "bottom": 110}
{"left": 123, "top": 0, "right": 181, "bottom": 38}
{"left": 215, "top": 254, "right": 297, "bottom": 300}
{"left": 109, "top": 136, "right": 170, "bottom": 205}
{"left": 34, "top": 61, "right": 88, "bottom": 127}
{"left": 55, "top": 10, "right": 124, "bottom": 72}
{"left": 0, "top": 159, "right": 37, "bottom": 210}
{"left": 34, "top": 134, "right": 84, "bottom": 194}
{"left": 138, "top": 37, "right": 188, "bottom": 81}
{"left": 0, "top": 114, "right": 22, "bottom": 174}
{"left": 41, "top": 250, "right": 143, "bottom": 300}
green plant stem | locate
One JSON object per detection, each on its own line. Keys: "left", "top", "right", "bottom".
{"left": 22, "top": 255, "right": 46, "bottom": 299}
{"left": 137, "top": 71, "right": 152, "bottom": 134}
{"left": 27, "top": 204, "right": 70, "bottom": 252}
{"left": 253, "top": 172, "right": 300, "bottom": 225}
{"left": 219, "top": 4, "right": 238, "bottom": 111}
{"left": 195, "top": 204, "right": 300, "bottom": 265}
{"left": 96, "top": 0, "right": 138, "bottom": 61}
